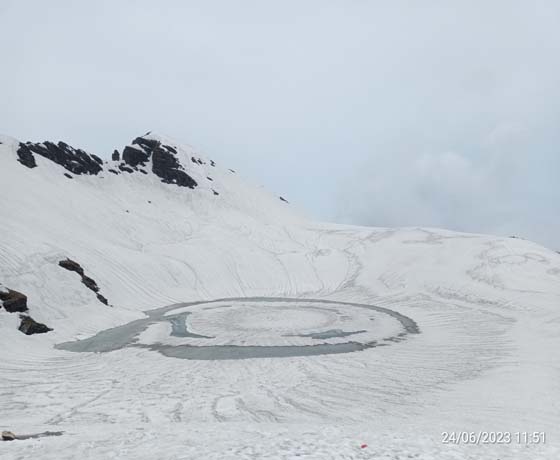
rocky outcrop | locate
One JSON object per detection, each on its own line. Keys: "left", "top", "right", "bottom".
{"left": 0, "top": 287, "right": 28, "bottom": 312}
{"left": 58, "top": 258, "right": 84, "bottom": 275}
{"left": 18, "top": 315, "right": 52, "bottom": 335}
{"left": 12, "top": 134, "right": 223, "bottom": 193}
{"left": 16, "top": 141, "right": 103, "bottom": 175}
{"left": 0, "top": 285, "right": 52, "bottom": 335}
{"left": 120, "top": 136, "right": 198, "bottom": 189}
{"left": 58, "top": 258, "right": 110, "bottom": 306}
{"left": 16, "top": 146, "right": 37, "bottom": 168}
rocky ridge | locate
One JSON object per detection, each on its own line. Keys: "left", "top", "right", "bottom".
{"left": 16, "top": 133, "right": 200, "bottom": 190}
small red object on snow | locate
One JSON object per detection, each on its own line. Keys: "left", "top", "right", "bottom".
{"left": 360, "top": 444, "right": 368, "bottom": 449}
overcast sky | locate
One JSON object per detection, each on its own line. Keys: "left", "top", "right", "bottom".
{"left": 2, "top": 1, "right": 559, "bottom": 249}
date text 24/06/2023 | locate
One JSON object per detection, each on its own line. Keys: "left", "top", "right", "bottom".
{"left": 441, "top": 431, "right": 546, "bottom": 445}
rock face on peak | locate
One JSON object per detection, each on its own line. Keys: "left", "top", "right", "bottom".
{"left": 17, "top": 141, "right": 103, "bottom": 175}
{"left": 11, "top": 134, "right": 200, "bottom": 190}
{"left": 119, "top": 136, "right": 198, "bottom": 189}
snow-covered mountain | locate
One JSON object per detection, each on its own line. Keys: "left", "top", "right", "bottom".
{"left": 1, "top": 133, "right": 559, "bottom": 459}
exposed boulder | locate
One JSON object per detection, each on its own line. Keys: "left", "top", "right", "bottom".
{"left": 279, "top": 196, "right": 289, "bottom": 203}
{"left": 112, "top": 149, "right": 120, "bottom": 161}
{"left": 0, "top": 287, "right": 28, "bottom": 312}
{"left": 2, "top": 431, "right": 16, "bottom": 441}
{"left": 16, "top": 141, "right": 103, "bottom": 175}
{"left": 18, "top": 315, "right": 52, "bottom": 335}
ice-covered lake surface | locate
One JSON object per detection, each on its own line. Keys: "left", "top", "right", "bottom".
{"left": 1, "top": 134, "right": 560, "bottom": 459}
{"left": 56, "top": 298, "right": 419, "bottom": 360}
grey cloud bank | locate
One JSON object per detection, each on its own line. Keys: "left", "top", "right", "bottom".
{"left": 1, "top": 0, "right": 559, "bottom": 249}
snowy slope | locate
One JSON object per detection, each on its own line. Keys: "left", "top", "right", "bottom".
{"left": 1, "top": 133, "right": 560, "bottom": 459}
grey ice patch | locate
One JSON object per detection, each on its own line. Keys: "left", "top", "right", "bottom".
{"left": 284, "top": 329, "right": 366, "bottom": 340}
{"left": 56, "top": 297, "right": 420, "bottom": 360}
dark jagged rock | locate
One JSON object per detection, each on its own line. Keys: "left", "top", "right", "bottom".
{"left": 206, "top": 176, "right": 213, "bottom": 181}
{"left": 279, "top": 196, "right": 289, "bottom": 203}
{"left": 116, "top": 135, "right": 201, "bottom": 189}
{"left": 229, "top": 168, "right": 236, "bottom": 173}
{"left": 152, "top": 146, "right": 198, "bottom": 189}
{"left": 17, "top": 141, "right": 103, "bottom": 175}
{"left": 210, "top": 160, "right": 215, "bottom": 167}
{"left": 58, "top": 258, "right": 84, "bottom": 275}
{"left": 132, "top": 136, "right": 159, "bottom": 151}
{"left": 96, "top": 294, "right": 108, "bottom": 305}
{"left": 13, "top": 133, "right": 208, "bottom": 200}
{"left": 17, "top": 134, "right": 202, "bottom": 191}
{"left": 16, "top": 144, "right": 37, "bottom": 168}
{"left": 122, "top": 145, "right": 149, "bottom": 167}
{"left": 2, "top": 431, "right": 16, "bottom": 441}
{"left": 81, "top": 275, "right": 99, "bottom": 292}
{"left": 58, "top": 259, "right": 108, "bottom": 305}
{"left": 190, "top": 156, "right": 204, "bottom": 165}
{"left": 0, "top": 288, "right": 28, "bottom": 312}
{"left": 212, "top": 189, "right": 220, "bottom": 196}
{"left": 161, "top": 144, "right": 177, "bottom": 154}
{"left": 18, "top": 315, "right": 52, "bottom": 335}
{"left": 118, "top": 164, "right": 134, "bottom": 173}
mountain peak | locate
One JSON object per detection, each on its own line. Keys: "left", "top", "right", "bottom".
{"left": 9, "top": 133, "right": 217, "bottom": 191}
